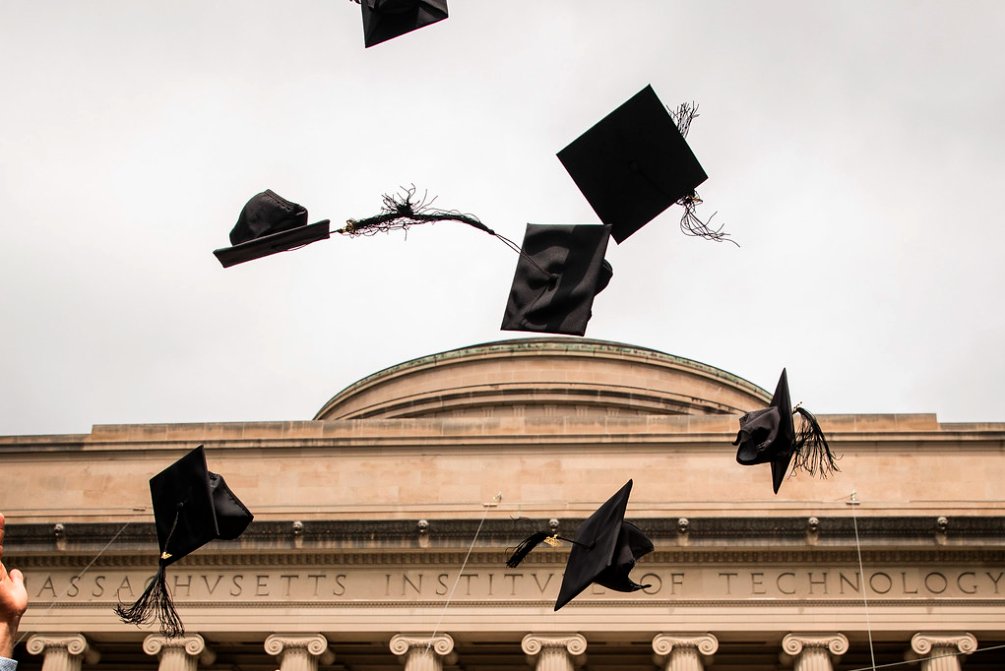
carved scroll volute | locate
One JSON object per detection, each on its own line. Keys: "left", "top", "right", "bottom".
{"left": 652, "top": 634, "right": 718, "bottom": 671}
{"left": 521, "top": 634, "right": 587, "bottom": 671}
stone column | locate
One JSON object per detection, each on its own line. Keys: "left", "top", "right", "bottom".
{"left": 143, "top": 634, "right": 216, "bottom": 671}
{"left": 521, "top": 634, "right": 587, "bottom": 671}
{"left": 264, "top": 635, "right": 334, "bottom": 671}
{"left": 781, "top": 634, "right": 849, "bottom": 671}
{"left": 651, "top": 634, "right": 718, "bottom": 671}
{"left": 389, "top": 634, "right": 456, "bottom": 671}
{"left": 25, "top": 635, "right": 99, "bottom": 671}
{"left": 909, "top": 633, "right": 978, "bottom": 671}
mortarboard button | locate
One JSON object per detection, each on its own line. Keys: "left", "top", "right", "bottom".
{"left": 213, "top": 190, "right": 330, "bottom": 268}
{"left": 734, "top": 369, "right": 839, "bottom": 494}
{"left": 116, "top": 445, "right": 253, "bottom": 636}
{"left": 557, "top": 85, "right": 707, "bottom": 244}
{"left": 359, "top": 0, "right": 448, "bottom": 48}
{"left": 504, "top": 480, "right": 654, "bottom": 611}
{"left": 500, "top": 223, "right": 613, "bottom": 337}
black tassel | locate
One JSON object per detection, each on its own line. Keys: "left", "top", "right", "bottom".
{"left": 115, "top": 563, "right": 185, "bottom": 638}
{"left": 506, "top": 531, "right": 554, "bottom": 568}
{"left": 338, "top": 185, "right": 494, "bottom": 237}
{"left": 793, "top": 407, "right": 839, "bottom": 478}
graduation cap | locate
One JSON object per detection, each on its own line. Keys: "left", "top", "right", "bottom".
{"left": 115, "top": 445, "right": 253, "bottom": 637}
{"left": 733, "top": 369, "right": 839, "bottom": 494}
{"left": 558, "top": 85, "right": 731, "bottom": 245}
{"left": 357, "top": 0, "right": 448, "bottom": 48}
{"left": 213, "top": 190, "right": 330, "bottom": 268}
{"left": 500, "top": 223, "right": 613, "bottom": 336}
{"left": 505, "top": 479, "right": 654, "bottom": 611}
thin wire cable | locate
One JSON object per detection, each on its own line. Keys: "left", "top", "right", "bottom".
{"left": 849, "top": 491, "right": 877, "bottom": 671}
{"left": 844, "top": 643, "right": 1005, "bottom": 671}
{"left": 426, "top": 493, "right": 501, "bottom": 651}
{"left": 14, "top": 520, "right": 133, "bottom": 648}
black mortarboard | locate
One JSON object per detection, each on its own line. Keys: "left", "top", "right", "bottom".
{"left": 360, "top": 0, "right": 448, "bottom": 48}
{"left": 116, "top": 445, "right": 253, "bottom": 636}
{"left": 557, "top": 85, "right": 707, "bottom": 244}
{"left": 504, "top": 480, "right": 654, "bottom": 611}
{"left": 734, "top": 369, "right": 838, "bottom": 494}
{"left": 500, "top": 223, "right": 613, "bottom": 336}
{"left": 213, "top": 190, "right": 330, "bottom": 268}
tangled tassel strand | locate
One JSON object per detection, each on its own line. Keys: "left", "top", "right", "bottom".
{"left": 114, "top": 563, "right": 184, "bottom": 638}
{"left": 667, "top": 102, "right": 738, "bottom": 246}
{"left": 792, "top": 406, "right": 839, "bottom": 478}
{"left": 338, "top": 185, "right": 495, "bottom": 237}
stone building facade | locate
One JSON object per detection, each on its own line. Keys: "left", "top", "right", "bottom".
{"left": 2, "top": 338, "right": 1003, "bottom": 671}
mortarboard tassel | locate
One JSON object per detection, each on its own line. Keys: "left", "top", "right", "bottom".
{"left": 506, "top": 531, "right": 554, "bottom": 568}
{"left": 114, "top": 560, "right": 184, "bottom": 638}
{"left": 668, "top": 102, "right": 737, "bottom": 246}
{"left": 792, "top": 406, "right": 839, "bottom": 478}
{"left": 115, "top": 504, "right": 186, "bottom": 637}
{"left": 338, "top": 185, "right": 495, "bottom": 237}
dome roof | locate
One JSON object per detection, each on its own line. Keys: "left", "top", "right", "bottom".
{"left": 314, "top": 338, "right": 770, "bottom": 421}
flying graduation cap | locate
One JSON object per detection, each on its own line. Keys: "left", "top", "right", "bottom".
{"left": 354, "top": 0, "right": 448, "bottom": 48}
{"left": 116, "top": 445, "right": 253, "bottom": 637}
{"left": 213, "top": 190, "right": 330, "bottom": 268}
{"left": 505, "top": 480, "right": 654, "bottom": 610}
{"left": 733, "top": 369, "right": 839, "bottom": 494}
{"left": 500, "top": 223, "right": 613, "bottom": 336}
{"left": 557, "top": 85, "right": 731, "bottom": 245}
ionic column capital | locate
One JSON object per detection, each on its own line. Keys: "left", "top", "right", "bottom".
{"left": 909, "top": 633, "right": 977, "bottom": 671}
{"left": 521, "top": 634, "right": 587, "bottom": 670}
{"left": 143, "top": 634, "right": 216, "bottom": 670}
{"left": 265, "top": 634, "right": 334, "bottom": 671}
{"left": 389, "top": 635, "right": 457, "bottom": 671}
{"left": 781, "top": 634, "right": 848, "bottom": 671}
{"left": 389, "top": 634, "right": 456, "bottom": 660}
{"left": 652, "top": 634, "right": 718, "bottom": 670}
{"left": 25, "top": 634, "right": 100, "bottom": 671}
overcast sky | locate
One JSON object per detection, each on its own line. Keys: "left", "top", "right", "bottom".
{"left": 2, "top": 1, "right": 1004, "bottom": 436}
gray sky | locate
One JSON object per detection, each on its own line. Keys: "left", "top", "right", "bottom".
{"left": 2, "top": 1, "right": 1004, "bottom": 436}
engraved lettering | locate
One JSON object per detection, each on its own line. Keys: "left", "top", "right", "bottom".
{"left": 838, "top": 571, "right": 860, "bottom": 595}
{"left": 808, "top": 571, "right": 828, "bottom": 595}
{"left": 460, "top": 573, "right": 475, "bottom": 596}
{"left": 719, "top": 572, "right": 738, "bottom": 595}
{"left": 957, "top": 572, "right": 977, "bottom": 595}
{"left": 67, "top": 576, "right": 80, "bottom": 598}
{"left": 308, "top": 574, "right": 325, "bottom": 597}
{"left": 900, "top": 571, "right": 918, "bottom": 594}
{"left": 37, "top": 576, "right": 57, "bottom": 599}
{"left": 986, "top": 571, "right": 1003, "bottom": 594}
{"left": 333, "top": 574, "right": 347, "bottom": 597}
{"left": 436, "top": 573, "right": 449, "bottom": 596}
{"left": 202, "top": 574, "right": 224, "bottom": 595}
{"left": 670, "top": 572, "right": 684, "bottom": 595}
{"left": 640, "top": 572, "right": 662, "bottom": 595}
{"left": 256, "top": 574, "right": 270, "bottom": 596}
{"left": 750, "top": 572, "right": 766, "bottom": 595}
{"left": 280, "top": 574, "right": 299, "bottom": 597}
{"left": 487, "top": 573, "right": 494, "bottom": 596}
{"left": 92, "top": 575, "right": 105, "bottom": 597}
{"left": 385, "top": 574, "right": 391, "bottom": 596}
{"left": 116, "top": 577, "right": 134, "bottom": 599}
{"left": 173, "top": 574, "right": 192, "bottom": 597}
{"left": 924, "top": 572, "right": 947, "bottom": 594}
{"left": 869, "top": 572, "right": 892, "bottom": 595}
{"left": 402, "top": 573, "right": 423, "bottom": 596}
{"left": 230, "top": 574, "right": 244, "bottom": 597}
{"left": 504, "top": 573, "right": 522, "bottom": 595}
{"left": 776, "top": 572, "right": 796, "bottom": 595}
{"left": 532, "top": 573, "right": 553, "bottom": 594}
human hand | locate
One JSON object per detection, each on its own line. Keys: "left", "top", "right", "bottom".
{"left": 0, "top": 513, "right": 28, "bottom": 658}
